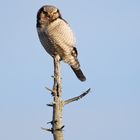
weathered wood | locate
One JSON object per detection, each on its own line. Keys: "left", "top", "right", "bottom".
{"left": 42, "top": 55, "right": 90, "bottom": 140}
{"left": 64, "top": 88, "right": 91, "bottom": 105}
{"left": 52, "top": 55, "right": 64, "bottom": 140}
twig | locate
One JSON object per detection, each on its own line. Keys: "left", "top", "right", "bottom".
{"left": 47, "top": 103, "right": 54, "bottom": 107}
{"left": 47, "top": 120, "right": 57, "bottom": 125}
{"left": 41, "top": 127, "right": 53, "bottom": 133}
{"left": 47, "top": 121, "right": 53, "bottom": 125}
{"left": 45, "top": 87, "right": 56, "bottom": 95}
{"left": 45, "top": 87, "right": 54, "bottom": 93}
{"left": 64, "top": 88, "right": 91, "bottom": 105}
{"left": 55, "top": 125, "right": 65, "bottom": 131}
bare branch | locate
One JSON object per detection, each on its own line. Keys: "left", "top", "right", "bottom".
{"left": 46, "top": 103, "right": 54, "bottom": 107}
{"left": 41, "top": 127, "right": 53, "bottom": 133}
{"left": 45, "top": 87, "right": 54, "bottom": 93}
{"left": 51, "top": 75, "right": 55, "bottom": 78}
{"left": 47, "top": 120, "right": 57, "bottom": 125}
{"left": 47, "top": 121, "right": 53, "bottom": 125}
{"left": 64, "top": 88, "right": 91, "bottom": 105}
{"left": 55, "top": 125, "right": 65, "bottom": 131}
{"left": 42, "top": 54, "right": 90, "bottom": 140}
{"left": 45, "top": 87, "right": 56, "bottom": 95}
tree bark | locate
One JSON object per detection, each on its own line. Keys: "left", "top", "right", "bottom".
{"left": 52, "top": 55, "right": 64, "bottom": 140}
{"left": 42, "top": 55, "right": 90, "bottom": 140}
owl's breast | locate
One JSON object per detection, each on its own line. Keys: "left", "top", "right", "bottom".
{"left": 37, "top": 18, "right": 76, "bottom": 59}
{"left": 37, "top": 28, "right": 57, "bottom": 56}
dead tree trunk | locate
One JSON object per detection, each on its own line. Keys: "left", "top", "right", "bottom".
{"left": 52, "top": 55, "right": 64, "bottom": 140}
{"left": 42, "top": 55, "right": 90, "bottom": 140}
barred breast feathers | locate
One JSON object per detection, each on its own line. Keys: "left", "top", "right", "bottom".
{"left": 46, "top": 19, "right": 76, "bottom": 52}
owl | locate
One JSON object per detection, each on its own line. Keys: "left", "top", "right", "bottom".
{"left": 36, "top": 5, "right": 86, "bottom": 81}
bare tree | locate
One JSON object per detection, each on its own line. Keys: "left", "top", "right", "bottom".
{"left": 41, "top": 55, "right": 90, "bottom": 140}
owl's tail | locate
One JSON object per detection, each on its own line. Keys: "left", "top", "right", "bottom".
{"left": 71, "top": 66, "right": 86, "bottom": 82}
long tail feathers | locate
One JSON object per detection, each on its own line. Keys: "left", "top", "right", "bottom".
{"left": 71, "top": 66, "right": 86, "bottom": 82}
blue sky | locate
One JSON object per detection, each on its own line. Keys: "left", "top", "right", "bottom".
{"left": 0, "top": 0, "right": 140, "bottom": 140}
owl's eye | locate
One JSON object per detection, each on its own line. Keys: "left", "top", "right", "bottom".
{"left": 43, "top": 11, "right": 50, "bottom": 18}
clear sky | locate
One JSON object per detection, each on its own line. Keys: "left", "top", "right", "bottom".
{"left": 0, "top": 0, "right": 140, "bottom": 140}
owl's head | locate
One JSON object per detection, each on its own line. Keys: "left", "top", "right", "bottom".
{"left": 37, "top": 5, "right": 62, "bottom": 27}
